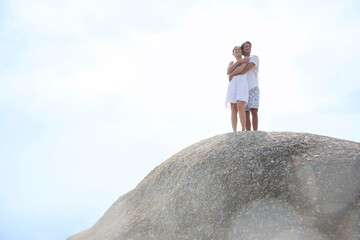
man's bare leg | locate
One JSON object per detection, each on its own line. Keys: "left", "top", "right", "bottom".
{"left": 245, "top": 111, "right": 251, "bottom": 131}
{"left": 251, "top": 108, "right": 258, "bottom": 131}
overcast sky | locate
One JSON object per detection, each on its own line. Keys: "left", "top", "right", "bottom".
{"left": 1, "top": 0, "right": 360, "bottom": 239}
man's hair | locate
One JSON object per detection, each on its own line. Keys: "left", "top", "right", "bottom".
{"left": 240, "top": 41, "right": 252, "bottom": 53}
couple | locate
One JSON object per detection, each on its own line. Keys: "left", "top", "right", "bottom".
{"left": 225, "top": 41, "right": 260, "bottom": 132}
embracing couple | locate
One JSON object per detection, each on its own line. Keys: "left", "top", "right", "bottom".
{"left": 225, "top": 41, "right": 260, "bottom": 132}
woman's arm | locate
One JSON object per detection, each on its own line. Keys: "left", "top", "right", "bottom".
{"left": 227, "top": 61, "right": 235, "bottom": 74}
{"left": 227, "top": 61, "right": 239, "bottom": 75}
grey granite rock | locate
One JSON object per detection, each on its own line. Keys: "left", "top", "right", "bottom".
{"left": 67, "top": 132, "right": 360, "bottom": 240}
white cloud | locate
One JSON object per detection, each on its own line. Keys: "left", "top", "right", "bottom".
{"left": 57, "top": 45, "right": 139, "bottom": 99}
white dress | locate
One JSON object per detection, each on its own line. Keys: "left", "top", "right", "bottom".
{"left": 225, "top": 68, "right": 249, "bottom": 108}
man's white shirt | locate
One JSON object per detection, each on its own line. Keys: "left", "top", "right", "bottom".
{"left": 247, "top": 55, "right": 259, "bottom": 90}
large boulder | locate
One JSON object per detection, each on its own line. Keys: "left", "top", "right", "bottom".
{"left": 68, "top": 132, "right": 360, "bottom": 240}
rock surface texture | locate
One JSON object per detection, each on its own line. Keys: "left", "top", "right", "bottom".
{"left": 68, "top": 132, "right": 360, "bottom": 240}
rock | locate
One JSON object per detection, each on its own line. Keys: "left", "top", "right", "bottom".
{"left": 67, "top": 132, "right": 360, "bottom": 240}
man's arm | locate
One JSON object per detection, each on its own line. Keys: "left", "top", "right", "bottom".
{"left": 228, "top": 63, "right": 247, "bottom": 81}
{"left": 230, "top": 62, "right": 255, "bottom": 76}
{"left": 227, "top": 57, "right": 249, "bottom": 74}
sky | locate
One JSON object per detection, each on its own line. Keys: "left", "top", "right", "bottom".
{"left": 0, "top": 0, "right": 360, "bottom": 239}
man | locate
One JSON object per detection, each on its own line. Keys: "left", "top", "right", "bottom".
{"left": 228, "top": 41, "right": 260, "bottom": 131}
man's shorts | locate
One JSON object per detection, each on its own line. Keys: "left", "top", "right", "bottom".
{"left": 245, "top": 87, "right": 260, "bottom": 111}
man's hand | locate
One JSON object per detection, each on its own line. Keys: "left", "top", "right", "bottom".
{"left": 236, "top": 57, "right": 249, "bottom": 64}
{"left": 229, "top": 74, "right": 233, "bottom": 82}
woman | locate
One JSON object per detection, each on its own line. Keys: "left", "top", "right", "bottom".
{"left": 225, "top": 46, "right": 249, "bottom": 132}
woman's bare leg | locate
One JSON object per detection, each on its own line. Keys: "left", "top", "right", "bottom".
{"left": 237, "top": 101, "right": 247, "bottom": 131}
{"left": 230, "top": 103, "right": 238, "bottom": 132}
